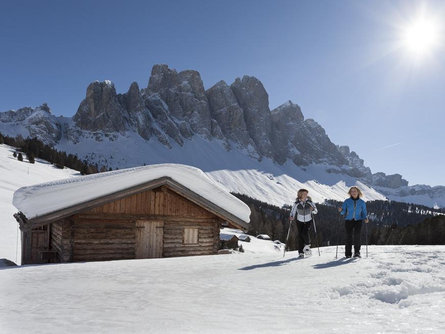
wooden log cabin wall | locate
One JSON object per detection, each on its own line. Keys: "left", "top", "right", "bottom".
{"left": 21, "top": 185, "right": 227, "bottom": 264}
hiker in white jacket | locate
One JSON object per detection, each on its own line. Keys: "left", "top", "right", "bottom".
{"left": 290, "top": 189, "right": 318, "bottom": 257}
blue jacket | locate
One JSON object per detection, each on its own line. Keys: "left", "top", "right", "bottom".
{"left": 341, "top": 198, "right": 367, "bottom": 221}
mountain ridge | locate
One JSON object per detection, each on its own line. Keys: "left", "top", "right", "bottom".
{"left": 1, "top": 64, "right": 444, "bottom": 207}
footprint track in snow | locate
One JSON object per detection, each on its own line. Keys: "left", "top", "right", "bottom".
{"left": 332, "top": 250, "right": 445, "bottom": 306}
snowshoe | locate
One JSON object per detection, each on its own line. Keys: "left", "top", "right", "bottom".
{"left": 298, "top": 253, "right": 305, "bottom": 258}
{"left": 303, "top": 245, "right": 312, "bottom": 257}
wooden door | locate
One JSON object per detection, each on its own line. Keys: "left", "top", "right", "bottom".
{"left": 31, "top": 226, "right": 49, "bottom": 263}
{"left": 135, "top": 221, "right": 164, "bottom": 258}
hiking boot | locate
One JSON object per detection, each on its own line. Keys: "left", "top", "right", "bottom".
{"left": 353, "top": 253, "right": 361, "bottom": 258}
{"left": 298, "top": 253, "right": 305, "bottom": 258}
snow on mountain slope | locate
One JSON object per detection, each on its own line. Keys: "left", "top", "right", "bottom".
{"left": 0, "top": 144, "right": 78, "bottom": 264}
{"left": 4, "top": 100, "right": 445, "bottom": 208}
{"left": 1, "top": 246, "right": 444, "bottom": 333}
{"left": 57, "top": 133, "right": 387, "bottom": 207}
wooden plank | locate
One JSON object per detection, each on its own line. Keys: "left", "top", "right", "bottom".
{"left": 158, "top": 192, "right": 162, "bottom": 215}
{"left": 74, "top": 247, "right": 135, "bottom": 253}
{"left": 135, "top": 220, "right": 146, "bottom": 259}
{"left": 164, "top": 250, "right": 215, "bottom": 257}
{"left": 73, "top": 254, "right": 134, "bottom": 261}
{"left": 149, "top": 191, "right": 155, "bottom": 214}
{"left": 75, "top": 213, "right": 217, "bottom": 222}
{"left": 164, "top": 242, "right": 214, "bottom": 248}
{"left": 130, "top": 192, "right": 137, "bottom": 214}
{"left": 74, "top": 239, "right": 135, "bottom": 244}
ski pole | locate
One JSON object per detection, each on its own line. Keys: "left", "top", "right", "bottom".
{"left": 312, "top": 213, "right": 321, "bottom": 256}
{"left": 365, "top": 220, "right": 369, "bottom": 258}
{"left": 335, "top": 213, "right": 342, "bottom": 259}
{"left": 283, "top": 218, "right": 293, "bottom": 258}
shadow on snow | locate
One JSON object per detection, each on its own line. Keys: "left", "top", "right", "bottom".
{"left": 312, "top": 258, "right": 357, "bottom": 269}
{"left": 238, "top": 256, "right": 303, "bottom": 271}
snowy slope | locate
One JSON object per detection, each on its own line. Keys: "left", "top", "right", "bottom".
{"left": 57, "top": 133, "right": 387, "bottom": 207}
{"left": 0, "top": 144, "right": 78, "bottom": 264}
{"left": 1, "top": 245, "right": 444, "bottom": 333}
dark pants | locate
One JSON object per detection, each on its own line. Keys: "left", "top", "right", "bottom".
{"left": 345, "top": 220, "right": 362, "bottom": 256}
{"left": 297, "top": 220, "right": 311, "bottom": 254}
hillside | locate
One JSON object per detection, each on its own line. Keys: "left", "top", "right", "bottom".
{"left": 0, "top": 144, "right": 78, "bottom": 264}
{"left": 1, "top": 245, "right": 444, "bottom": 333}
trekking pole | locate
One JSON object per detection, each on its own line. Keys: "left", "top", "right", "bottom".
{"left": 365, "top": 221, "right": 369, "bottom": 258}
{"left": 335, "top": 213, "right": 342, "bottom": 259}
{"left": 283, "top": 219, "right": 293, "bottom": 258}
{"left": 312, "top": 213, "right": 321, "bottom": 256}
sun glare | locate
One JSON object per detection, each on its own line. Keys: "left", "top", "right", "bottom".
{"left": 399, "top": 8, "right": 442, "bottom": 60}
{"left": 402, "top": 18, "right": 439, "bottom": 55}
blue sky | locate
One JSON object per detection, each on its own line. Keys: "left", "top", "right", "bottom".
{"left": 1, "top": 0, "right": 445, "bottom": 186}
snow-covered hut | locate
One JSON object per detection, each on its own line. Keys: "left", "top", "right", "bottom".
{"left": 219, "top": 233, "right": 239, "bottom": 250}
{"left": 13, "top": 164, "right": 251, "bottom": 265}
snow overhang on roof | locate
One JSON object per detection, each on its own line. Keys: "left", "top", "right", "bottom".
{"left": 13, "top": 163, "right": 251, "bottom": 229}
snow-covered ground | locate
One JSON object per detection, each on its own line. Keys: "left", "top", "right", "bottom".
{"left": 0, "top": 144, "right": 78, "bottom": 264}
{"left": 1, "top": 144, "right": 444, "bottom": 333}
{"left": 1, "top": 245, "right": 444, "bottom": 333}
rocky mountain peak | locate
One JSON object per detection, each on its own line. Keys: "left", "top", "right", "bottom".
{"left": 231, "top": 75, "right": 273, "bottom": 156}
{"left": 271, "top": 100, "right": 304, "bottom": 124}
{"left": 73, "top": 80, "right": 130, "bottom": 133}
{"left": 39, "top": 103, "right": 51, "bottom": 114}
{"left": 372, "top": 173, "right": 408, "bottom": 188}
{"left": 205, "top": 80, "right": 251, "bottom": 147}
{"left": 124, "top": 82, "right": 144, "bottom": 114}
{"left": 147, "top": 64, "right": 212, "bottom": 138}
{"left": 147, "top": 64, "right": 178, "bottom": 93}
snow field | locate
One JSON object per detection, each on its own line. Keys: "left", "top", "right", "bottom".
{"left": 1, "top": 245, "right": 444, "bottom": 333}
{"left": 221, "top": 228, "right": 283, "bottom": 253}
{"left": 0, "top": 144, "right": 78, "bottom": 264}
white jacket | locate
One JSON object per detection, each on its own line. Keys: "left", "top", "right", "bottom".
{"left": 290, "top": 199, "right": 318, "bottom": 223}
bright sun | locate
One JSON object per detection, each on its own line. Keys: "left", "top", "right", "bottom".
{"left": 400, "top": 11, "right": 441, "bottom": 59}
{"left": 403, "top": 19, "right": 439, "bottom": 55}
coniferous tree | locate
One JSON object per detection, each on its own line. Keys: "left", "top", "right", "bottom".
{"left": 17, "top": 152, "right": 23, "bottom": 161}
{"left": 26, "top": 152, "right": 35, "bottom": 164}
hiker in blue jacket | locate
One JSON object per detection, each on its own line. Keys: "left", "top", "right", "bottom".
{"left": 338, "top": 186, "right": 368, "bottom": 258}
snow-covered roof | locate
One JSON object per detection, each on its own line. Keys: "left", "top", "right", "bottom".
{"left": 13, "top": 163, "right": 251, "bottom": 227}
{"left": 220, "top": 233, "right": 238, "bottom": 241}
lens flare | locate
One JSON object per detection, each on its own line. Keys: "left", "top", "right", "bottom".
{"left": 402, "top": 18, "right": 439, "bottom": 57}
